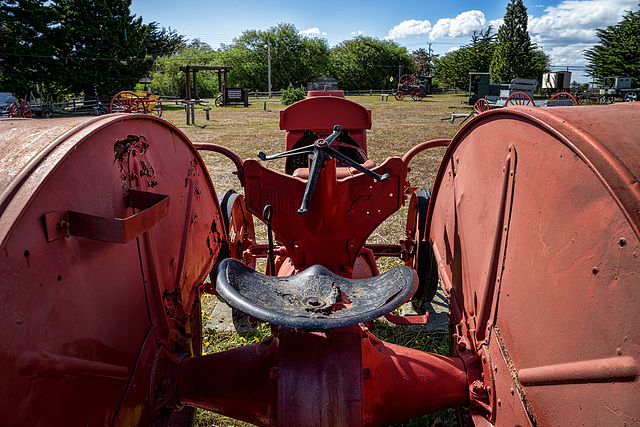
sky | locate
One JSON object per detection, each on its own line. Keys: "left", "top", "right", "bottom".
{"left": 130, "top": 0, "right": 639, "bottom": 83}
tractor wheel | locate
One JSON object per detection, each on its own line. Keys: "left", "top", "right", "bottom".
{"left": 550, "top": 92, "right": 578, "bottom": 105}
{"left": 215, "top": 94, "right": 223, "bottom": 107}
{"left": 624, "top": 91, "right": 638, "bottom": 102}
{"left": 505, "top": 91, "right": 534, "bottom": 106}
{"left": 394, "top": 91, "right": 405, "bottom": 101}
{"left": 406, "top": 187, "right": 439, "bottom": 309}
{"left": 21, "top": 100, "right": 32, "bottom": 118}
{"left": 411, "top": 88, "right": 425, "bottom": 101}
{"left": 399, "top": 74, "right": 415, "bottom": 91}
{"left": 215, "top": 189, "right": 256, "bottom": 269}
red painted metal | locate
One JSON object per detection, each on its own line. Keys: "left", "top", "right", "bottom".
{"left": 0, "top": 114, "right": 222, "bottom": 425}
{"left": 279, "top": 92, "right": 371, "bottom": 154}
{"left": 178, "top": 325, "right": 469, "bottom": 427}
{"left": 242, "top": 156, "right": 405, "bottom": 274}
{"left": 428, "top": 103, "right": 640, "bottom": 425}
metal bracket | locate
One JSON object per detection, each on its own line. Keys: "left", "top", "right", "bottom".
{"left": 44, "top": 189, "right": 170, "bottom": 243}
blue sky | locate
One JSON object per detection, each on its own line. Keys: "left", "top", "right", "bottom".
{"left": 130, "top": 0, "right": 639, "bottom": 82}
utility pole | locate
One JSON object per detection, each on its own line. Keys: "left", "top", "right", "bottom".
{"left": 267, "top": 36, "right": 272, "bottom": 98}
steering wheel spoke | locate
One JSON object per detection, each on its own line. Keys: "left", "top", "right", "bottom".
{"left": 257, "top": 124, "right": 388, "bottom": 215}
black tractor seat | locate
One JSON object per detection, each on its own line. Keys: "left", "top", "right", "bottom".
{"left": 212, "top": 258, "right": 418, "bottom": 330}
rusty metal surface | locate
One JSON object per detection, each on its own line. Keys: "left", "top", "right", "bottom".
{"left": 0, "top": 115, "right": 222, "bottom": 425}
{"left": 428, "top": 103, "right": 640, "bottom": 426}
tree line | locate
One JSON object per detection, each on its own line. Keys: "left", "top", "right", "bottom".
{"left": 2, "top": 0, "right": 638, "bottom": 100}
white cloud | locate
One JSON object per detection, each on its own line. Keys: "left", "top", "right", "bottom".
{"left": 527, "top": 0, "right": 637, "bottom": 77}
{"left": 385, "top": 0, "right": 638, "bottom": 81}
{"left": 299, "top": 27, "right": 327, "bottom": 37}
{"left": 386, "top": 11, "right": 490, "bottom": 40}
{"left": 350, "top": 30, "right": 365, "bottom": 36}
{"left": 430, "top": 10, "right": 487, "bottom": 39}
{"left": 386, "top": 19, "right": 432, "bottom": 39}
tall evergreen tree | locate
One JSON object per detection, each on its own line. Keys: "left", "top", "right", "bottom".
{"left": 0, "top": 0, "right": 184, "bottom": 98}
{"left": 584, "top": 6, "right": 640, "bottom": 87}
{"left": 412, "top": 47, "right": 438, "bottom": 77}
{"left": 434, "top": 28, "right": 495, "bottom": 90}
{"left": 490, "top": 0, "right": 536, "bottom": 83}
{"left": 0, "top": 0, "right": 65, "bottom": 97}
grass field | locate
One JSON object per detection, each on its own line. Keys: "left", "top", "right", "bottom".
{"left": 158, "top": 93, "right": 472, "bottom": 427}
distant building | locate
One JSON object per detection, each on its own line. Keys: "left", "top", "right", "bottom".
{"left": 306, "top": 75, "right": 339, "bottom": 91}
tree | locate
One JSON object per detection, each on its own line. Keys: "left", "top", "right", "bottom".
{"left": 0, "top": 0, "right": 184, "bottom": 98}
{"left": 54, "top": 0, "right": 184, "bottom": 98}
{"left": 150, "top": 40, "right": 218, "bottom": 98}
{"left": 434, "top": 29, "right": 496, "bottom": 90}
{"left": 220, "top": 23, "right": 329, "bottom": 91}
{"left": 585, "top": 6, "right": 640, "bottom": 87}
{"left": 0, "top": 0, "right": 65, "bottom": 97}
{"left": 412, "top": 48, "right": 438, "bottom": 77}
{"left": 490, "top": 0, "right": 545, "bottom": 83}
{"left": 329, "top": 36, "right": 412, "bottom": 91}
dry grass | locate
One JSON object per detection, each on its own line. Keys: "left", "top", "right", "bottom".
{"left": 159, "top": 94, "right": 470, "bottom": 427}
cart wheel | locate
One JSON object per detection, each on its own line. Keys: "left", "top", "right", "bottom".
{"left": 411, "top": 88, "right": 425, "bottom": 101}
{"left": 473, "top": 98, "right": 489, "bottom": 115}
{"left": 406, "top": 187, "right": 439, "bottom": 308}
{"left": 216, "top": 189, "right": 256, "bottom": 269}
{"left": 550, "top": 92, "right": 578, "bottom": 105}
{"left": 110, "top": 91, "right": 146, "bottom": 114}
{"left": 20, "top": 100, "right": 32, "bottom": 118}
{"left": 147, "top": 99, "right": 163, "bottom": 117}
{"left": 505, "top": 92, "right": 534, "bottom": 106}
{"left": 9, "top": 103, "right": 20, "bottom": 117}
{"left": 624, "top": 92, "right": 638, "bottom": 102}
{"left": 41, "top": 106, "right": 53, "bottom": 118}
{"left": 215, "top": 94, "right": 223, "bottom": 107}
{"left": 394, "top": 91, "right": 405, "bottom": 101}
{"left": 399, "top": 74, "right": 415, "bottom": 91}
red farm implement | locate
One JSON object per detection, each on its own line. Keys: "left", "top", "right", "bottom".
{"left": 0, "top": 94, "right": 638, "bottom": 426}
{"left": 110, "top": 90, "right": 163, "bottom": 117}
{"left": 394, "top": 74, "right": 432, "bottom": 101}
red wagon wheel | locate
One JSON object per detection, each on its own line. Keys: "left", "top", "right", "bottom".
{"left": 394, "top": 91, "right": 405, "bottom": 101}
{"left": 110, "top": 91, "right": 146, "bottom": 114}
{"left": 550, "top": 92, "right": 578, "bottom": 105}
{"left": 411, "top": 88, "right": 425, "bottom": 101}
{"left": 399, "top": 74, "right": 416, "bottom": 91}
{"left": 21, "top": 100, "right": 32, "bottom": 118}
{"left": 505, "top": 92, "right": 534, "bottom": 106}
{"left": 146, "top": 99, "right": 163, "bottom": 117}
{"left": 8, "top": 102, "right": 20, "bottom": 117}
{"left": 473, "top": 98, "right": 489, "bottom": 115}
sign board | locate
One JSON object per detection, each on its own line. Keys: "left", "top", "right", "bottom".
{"left": 224, "top": 87, "right": 249, "bottom": 107}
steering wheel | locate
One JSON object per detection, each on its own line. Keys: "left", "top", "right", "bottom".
{"left": 258, "top": 125, "right": 390, "bottom": 214}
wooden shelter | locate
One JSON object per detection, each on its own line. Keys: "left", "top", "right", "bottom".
{"left": 180, "top": 65, "right": 232, "bottom": 101}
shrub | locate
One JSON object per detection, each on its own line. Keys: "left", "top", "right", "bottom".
{"left": 281, "top": 85, "right": 305, "bottom": 105}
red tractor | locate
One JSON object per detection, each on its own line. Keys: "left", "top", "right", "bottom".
{"left": 0, "top": 93, "right": 638, "bottom": 426}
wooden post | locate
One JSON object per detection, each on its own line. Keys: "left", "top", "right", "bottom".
{"left": 193, "top": 70, "right": 199, "bottom": 100}
{"left": 185, "top": 66, "right": 191, "bottom": 100}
